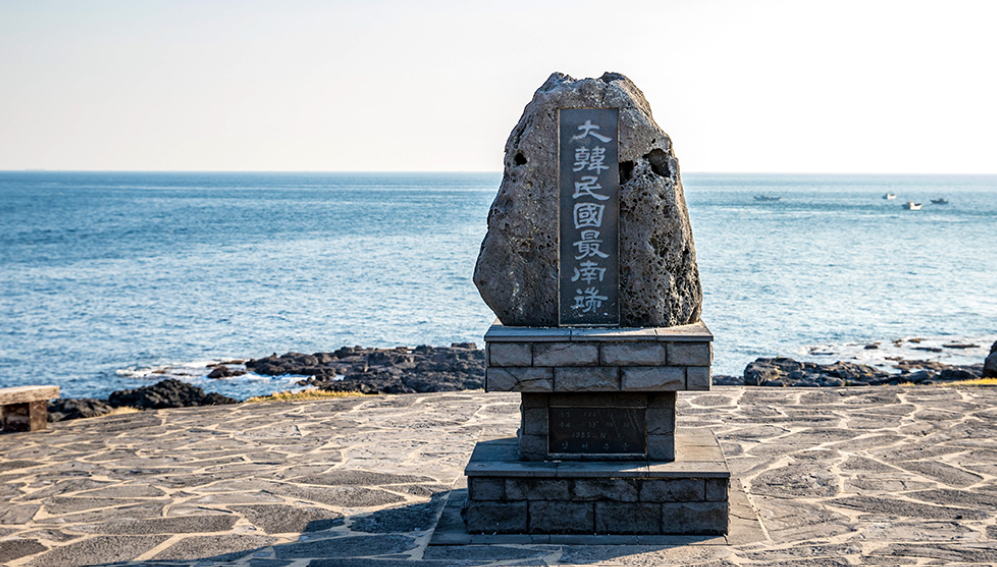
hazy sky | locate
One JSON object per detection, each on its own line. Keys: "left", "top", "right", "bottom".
{"left": 2, "top": 0, "right": 995, "bottom": 173}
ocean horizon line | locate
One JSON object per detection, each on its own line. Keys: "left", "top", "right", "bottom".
{"left": 4, "top": 170, "right": 997, "bottom": 178}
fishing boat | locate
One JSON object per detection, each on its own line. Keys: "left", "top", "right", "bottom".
{"left": 931, "top": 198, "right": 948, "bottom": 205}
{"left": 902, "top": 201, "right": 923, "bottom": 210}
{"left": 754, "top": 195, "right": 780, "bottom": 202}
{"left": 883, "top": 193, "right": 896, "bottom": 199}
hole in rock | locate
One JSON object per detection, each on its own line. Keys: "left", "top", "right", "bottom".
{"left": 644, "top": 149, "right": 672, "bottom": 178}
{"left": 619, "top": 161, "right": 635, "bottom": 184}
{"left": 514, "top": 153, "right": 527, "bottom": 166}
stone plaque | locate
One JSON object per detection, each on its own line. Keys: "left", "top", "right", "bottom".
{"left": 558, "top": 107, "right": 620, "bottom": 326}
{"left": 549, "top": 407, "right": 645, "bottom": 455}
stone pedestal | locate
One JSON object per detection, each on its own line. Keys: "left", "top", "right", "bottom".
{"left": 464, "top": 429, "right": 729, "bottom": 535}
{"left": 463, "top": 321, "right": 729, "bottom": 536}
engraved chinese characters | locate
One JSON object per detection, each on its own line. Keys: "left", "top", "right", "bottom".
{"left": 548, "top": 407, "right": 645, "bottom": 455}
{"left": 559, "top": 109, "right": 620, "bottom": 326}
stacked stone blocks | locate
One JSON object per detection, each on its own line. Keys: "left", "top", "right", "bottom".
{"left": 466, "top": 475, "right": 729, "bottom": 535}
{"left": 485, "top": 327, "right": 713, "bottom": 394}
{"left": 463, "top": 430, "right": 730, "bottom": 536}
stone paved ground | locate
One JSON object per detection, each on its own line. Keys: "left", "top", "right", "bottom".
{"left": 1, "top": 386, "right": 997, "bottom": 566}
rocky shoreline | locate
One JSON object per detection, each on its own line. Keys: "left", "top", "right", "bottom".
{"left": 711, "top": 339, "right": 997, "bottom": 387}
{"left": 44, "top": 344, "right": 486, "bottom": 423}
{"left": 42, "top": 340, "right": 997, "bottom": 424}
{"left": 47, "top": 378, "right": 239, "bottom": 422}
{"left": 246, "top": 343, "right": 485, "bottom": 394}
{"left": 713, "top": 357, "right": 987, "bottom": 387}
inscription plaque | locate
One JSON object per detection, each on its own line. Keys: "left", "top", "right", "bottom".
{"left": 548, "top": 407, "right": 645, "bottom": 455}
{"left": 558, "top": 107, "right": 620, "bottom": 326}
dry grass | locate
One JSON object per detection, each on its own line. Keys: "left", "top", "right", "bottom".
{"left": 104, "top": 406, "right": 142, "bottom": 416}
{"left": 244, "top": 388, "right": 369, "bottom": 403}
{"left": 946, "top": 377, "right": 997, "bottom": 387}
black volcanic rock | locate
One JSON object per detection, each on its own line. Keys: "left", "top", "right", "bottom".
{"left": 48, "top": 398, "right": 114, "bottom": 422}
{"left": 260, "top": 344, "right": 485, "bottom": 395}
{"left": 743, "top": 357, "right": 983, "bottom": 387}
{"left": 986, "top": 341, "right": 997, "bottom": 378}
{"left": 108, "top": 379, "right": 237, "bottom": 409}
{"left": 938, "top": 368, "right": 981, "bottom": 382}
{"left": 207, "top": 366, "right": 246, "bottom": 379}
{"left": 246, "top": 351, "right": 344, "bottom": 377}
{"left": 711, "top": 374, "right": 744, "bottom": 386}
{"left": 985, "top": 355, "right": 997, "bottom": 378}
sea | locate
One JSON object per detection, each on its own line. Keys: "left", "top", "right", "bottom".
{"left": 1, "top": 172, "right": 995, "bottom": 400}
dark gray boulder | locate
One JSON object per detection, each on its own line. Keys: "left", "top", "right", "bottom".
{"left": 938, "top": 368, "right": 981, "bottom": 382}
{"left": 744, "top": 357, "right": 792, "bottom": 385}
{"left": 984, "top": 341, "right": 997, "bottom": 377}
{"left": 206, "top": 366, "right": 246, "bottom": 379}
{"left": 712, "top": 374, "right": 745, "bottom": 386}
{"left": 473, "top": 72, "right": 702, "bottom": 328}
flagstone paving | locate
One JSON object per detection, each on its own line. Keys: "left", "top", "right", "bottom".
{"left": 1, "top": 386, "right": 996, "bottom": 566}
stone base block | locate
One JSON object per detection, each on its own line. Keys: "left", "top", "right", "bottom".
{"left": 529, "top": 501, "right": 593, "bottom": 534}
{"left": 464, "top": 430, "right": 730, "bottom": 535}
{"left": 661, "top": 501, "right": 729, "bottom": 535}
{"left": 464, "top": 501, "right": 526, "bottom": 533}
{"left": 648, "top": 434, "right": 675, "bottom": 461}
{"left": 1, "top": 400, "right": 48, "bottom": 432}
{"left": 595, "top": 502, "right": 661, "bottom": 534}
{"left": 465, "top": 480, "right": 728, "bottom": 536}
{"left": 519, "top": 392, "right": 675, "bottom": 461}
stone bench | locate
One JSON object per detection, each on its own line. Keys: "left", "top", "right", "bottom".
{"left": 0, "top": 386, "right": 60, "bottom": 432}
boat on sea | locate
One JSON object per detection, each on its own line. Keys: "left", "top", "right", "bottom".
{"left": 931, "top": 198, "right": 949, "bottom": 205}
{"left": 883, "top": 193, "right": 896, "bottom": 200}
{"left": 902, "top": 201, "right": 923, "bottom": 210}
{"left": 754, "top": 195, "right": 781, "bottom": 202}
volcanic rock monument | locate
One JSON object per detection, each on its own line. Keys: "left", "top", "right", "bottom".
{"left": 464, "top": 72, "right": 729, "bottom": 536}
